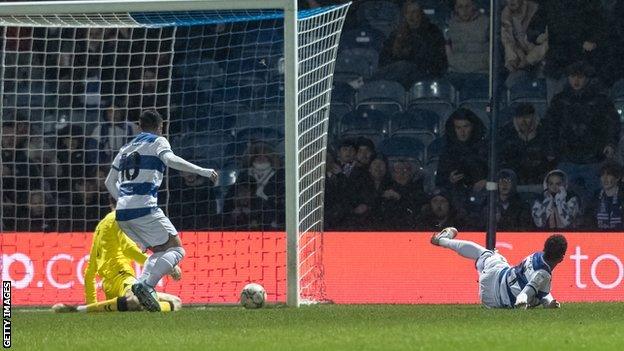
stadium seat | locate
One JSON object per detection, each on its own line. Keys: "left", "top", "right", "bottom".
{"left": 378, "top": 136, "right": 426, "bottom": 162}
{"left": 339, "top": 108, "right": 389, "bottom": 146}
{"left": 407, "top": 80, "right": 456, "bottom": 130}
{"left": 332, "top": 81, "right": 356, "bottom": 106}
{"left": 390, "top": 109, "right": 440, "bottom": 135}
{"left": 235, "top": 110, "right": 282, "bottom": 131}
{"left": 614, "top": 99, "right": 624, "bottom": 124}
{"left": 334, "top": 51, "right": 371, "bottom": 83}
{"left": 356, "top": 0, "right": 401, "bottom": 38}
{"left": 419, "top": 0, "right": 451, "bottom": 28}
{"left": 174, "top": 132, "right": 236, "bottom": 169}
{"left": 508, "top": 78, "right": 547, "bottom": 101}
{"left": 356, "top": 80, "right": 405, "bottom": 115}
{"left": 339, "top": 26, "right": 386, "bottom": 53}
{"left": 456, "top": 74, "right": 489, "bottom": 103}
{"left": 338, "top": 48, "right": 379, "bottom": 79}
{"left": 612, "top": 79, "right": 624, "bottom": 99}
{"left": 426, "top": 136, "right": 445, "bottom": 163}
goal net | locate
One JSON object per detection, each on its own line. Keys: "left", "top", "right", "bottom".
{"left": 0, "top": 1, "right": 349, "bottom": 306}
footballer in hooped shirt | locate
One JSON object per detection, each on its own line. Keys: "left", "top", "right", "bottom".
{"left": 104, "top": 109, "right": 218, "bottom": 312}
{"left": 431, "top": 227, "right": 568, "bottom": 309}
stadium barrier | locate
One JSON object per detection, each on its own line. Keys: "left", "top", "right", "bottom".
{"left": 1, "top": 232, "right": 623, "bottom": 306}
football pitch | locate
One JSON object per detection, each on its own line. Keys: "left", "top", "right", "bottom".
{"left": 12, "top": 303, "right": 624, "bottom": 350}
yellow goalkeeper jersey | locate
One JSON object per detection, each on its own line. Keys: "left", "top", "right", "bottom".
{"left": 84, "top": 211, "right": 147, "bottom": 304}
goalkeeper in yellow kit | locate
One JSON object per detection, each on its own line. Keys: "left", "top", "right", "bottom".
{"left": 53, "top": 199, "right": 182, "bottom": 313}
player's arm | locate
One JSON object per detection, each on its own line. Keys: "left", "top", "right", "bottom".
{"left": 540, "top": 293, "right": 560, "bottom": 309}
{"left": 155, "top": 137, "right": 218, "bottom": 182}
{"left": 84, "top": 229, "right": 100, "bottom": 305}
{"left": 105, "top": 153, "right": 122, "bottom": 200}
{"left": 514, "top": 269, "right": 551, "bottom": 309}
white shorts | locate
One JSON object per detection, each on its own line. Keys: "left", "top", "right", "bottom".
{"left": 476, "top": 252, "right": 510, "bottom": 308}
{"left": 117, "top": 208, "right": 178, "bottom": 250}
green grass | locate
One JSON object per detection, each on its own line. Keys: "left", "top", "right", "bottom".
{"left": 11, "top": 303, "right": 624, "bottom": 351}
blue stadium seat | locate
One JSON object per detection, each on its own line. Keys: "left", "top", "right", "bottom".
{"left": 508, "top": 78, "right": 547, "bottom": 101}
{"left": 334, "top": 51, "right": 371, "bottom": 83}
{"left": 612, "top": 79, "right": 624, "bottom": 100}
{"left": 356, "top": 0, "right": 401, "bottom": 38}
{"left": 356, "top": 80, "right": 405, "bottom": 115}
{"left": 235, "top": 110, "right": 283, "bottom": 131}
{"left": 614, "top": 99, "right": 624, "bottom": 124}
{"left": 407, "top": 80, "right": 456, "bottom": 131}
{"left": 338, "top": 48, "right": 379, "bottom": 79}
{"left": 378, "top": 136, "right": 425, "bottom": 162}
{"left": 420, "top": 0, "right": 451, "bottom": 28}
{"left": 174, "top": 132, "right": 236, "bottom": 169}
{"left": 339, "top": 26, "right": 386, "bottom": 52}
{"left": 426, "top": 136, "right": 445, "bottom": 163}
{"left": 394, "top": 108, "right": 441, "bottom": 135}
{"left": 339, "top": 108, "right": 389, "bottom": 146}
{"left": 332, "top": 81, "right": 356, "bottom": 106}
{"left": 456, "top": 74, "right": 489, "bottom": 103}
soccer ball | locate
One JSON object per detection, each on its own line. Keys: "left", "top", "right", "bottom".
{"left": 240, "top": 283, "right": 267, "bottom": 309}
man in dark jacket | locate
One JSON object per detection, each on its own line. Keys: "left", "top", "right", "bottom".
{"left": 544, "top": 62, "right": 620, "bottom": 205}
{"left": 436, "top": 108, "right": 488, "bottom": 199}
{"left": 498, "top": 103, "right": 556, "bottom": 185}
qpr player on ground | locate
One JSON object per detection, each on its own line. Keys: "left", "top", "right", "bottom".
{"left": 105, "top": 109, "right": 218, "bottom": 312}
{"left": 431, "top": 227, "right": 568, "bottom": 309}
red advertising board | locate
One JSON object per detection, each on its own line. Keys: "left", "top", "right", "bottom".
{"left": 1, "top": 232, "right": 623, "bottom": 306}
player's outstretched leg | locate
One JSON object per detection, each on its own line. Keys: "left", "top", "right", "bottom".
{"left": 139, "top": 247, "right": 185, "bottom": 288}
{"left": 52, "top": 303, "right": 77, "bottom": 313}
{"left": 431, "top": 227, "right": 488, "bottom": 260}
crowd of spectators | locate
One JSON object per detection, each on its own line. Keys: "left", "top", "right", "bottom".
{"left": 3, "top": 0, "right": 624, "bottom": 233}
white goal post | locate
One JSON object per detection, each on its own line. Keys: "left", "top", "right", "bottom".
{"left": 0, "top": 0, "right": 350, "bottom": 307}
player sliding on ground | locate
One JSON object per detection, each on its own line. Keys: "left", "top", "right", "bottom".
{"left": 52, "top": 198, "right": 182, "bottom": 313}
{"left": 431, "top": 227, "right": 567, "bottom": 309}
{"left": 105, "top": 109, "right": 218, "bottom": 312}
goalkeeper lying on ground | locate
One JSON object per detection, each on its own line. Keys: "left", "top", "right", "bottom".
{"left": 53, "top": 198, "right": 182, "bottom": 313}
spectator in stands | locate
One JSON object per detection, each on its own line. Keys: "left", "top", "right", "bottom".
{"left": 377, "top": 159, "right": 428, "bottom": 230}
{"left": 586, "top": 162, "right": 624, "bottom": 230}
{"left": 225, "top": 142, "right": 284, "bottom": 230}
{"left": 66, "top": 179, "right": 103, "bottom": 232}
{"left": 483, "top": 169, "right": 533, "bottom": 231}
{"left": 226, "top": 184, "right": 261, "bottom": 230}
{"left": 323, "top": 150, "right": 350, "bottom": 230}
{"left": 498, "top": 103, "right": 555, "bottom": 185}
{"left": 528, "top": 0, "right": 608, "bottom": 98}
{"left": 90, "top": 97, "right": 138, "bottom": 163}
{"left": 351, "top": 137, "right": 376, "bottom": 181}
{"left": 345, "top": 156, "right": 393, "bottom": 230}
{"left": 445, "top": 0, "right": 489, "bottom": 92}
{"left": 169, "top": 170, "right": 216, "bottom": 230}
{"left": 501, "top": 0, "right": 546, "bottom": 87}
{"left": 337, "top": 138, "right": 357, "bottom": 178}
{"left": 56, "top": 124, "right": 97, "bottom": 191}
{"left": 544, "top": 62, "right": 620, "bottom": 204}
{"left": 436, "top": 108, "right": 488, "bottom": 201}
{"left": 532, "top": 169, "right": 581, "bottom": 229}
{"left": 14, "top": 191, "right": 62, "bottom": 232}
{"left": 416, "top": 188, "right": 464, "bottom": 230}
{"left": 376, "top": 0, "right": 447, "bottom": 88}
{"left": 606, "top": 0, "right": 624, "bottom": 86}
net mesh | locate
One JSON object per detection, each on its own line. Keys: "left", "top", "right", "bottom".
{"left": 0, "top": 5, "right": 348, "bottom": 305}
